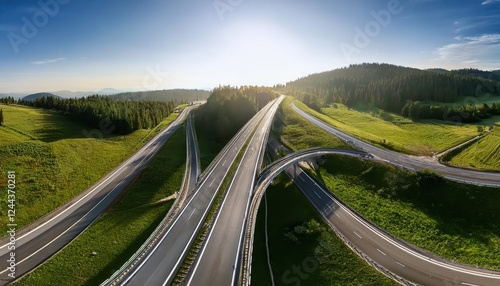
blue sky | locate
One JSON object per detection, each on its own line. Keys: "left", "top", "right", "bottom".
{"left": 0, "top": 0, "right": 499, "bottom": 93}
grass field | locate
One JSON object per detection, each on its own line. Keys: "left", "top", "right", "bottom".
{"left": 448, "top": 126, "right": 500, "bottom": 170}
{"left": 0, "top": 103, "right": 180, "bottom": 234}
{"left": 277, "top": 99, "right": 500, "bottom": 270}
{"left": 15, "top": 126, "right": 187, "bottom": 286}
{"left": 293, "top": 99, "right": 480, "bottom": 155}
{"left": 275, "top": 97, "right": 348, "bottom": 150}
{"left": 314, "top": 157, "right": 500, "bottom": 270}
{"left": 251, "top": 173, "right": 397, "bottom": 286}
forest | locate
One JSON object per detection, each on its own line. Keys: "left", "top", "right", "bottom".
{"left": 110, "top": 89, "right": 210, "bottom": 102}
{"left": 285, "top": 63, "right": 500, "bottom": 123}
{"left": 0, "top": 95, "right": 175, "bottom": 135}
{"left": 195, "top": 86, "right": 278, "bottom": 143}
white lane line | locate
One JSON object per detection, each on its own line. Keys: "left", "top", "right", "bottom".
{"left": 314, "top": 191, "right": 321, "bottom": 199}
{"left": 396, "top": 261, "right": 406, "bottom": 268}
{"left": 377, "top": 248, "right": 387, "bottom": 256}
{"left": 327, "top": 205, "right": 333, "bottom": 211}
{"left": 353, "top": 231, "right": 362, "bottom": 239}
{"left": 335, "top": 213, "right": 340, "bottom": 218}
{"left": 300, "top": 176, "right": 305, "bottom": 182}
{"left": 462, "top": 283, "right": 479, "bottom": 286}
{"left": 222, "top": 160, "right": 227, "bottom": 166}
{"left": 209, "top": 179, "right": 215, "bottom": 188}
{"left": 188, "top": 208, "right": 196, "bottom": 220}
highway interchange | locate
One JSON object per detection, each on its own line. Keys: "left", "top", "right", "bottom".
{"left": 252, "top": 139, "right": 500, "bottom": 286}
{"left": 3, "top": 96, "right": 500, "bottom": 286}
{"left": 0, "top": 106, "right": 194, "bottom": 285}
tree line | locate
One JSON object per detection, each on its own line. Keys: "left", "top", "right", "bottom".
{"left": 402, "top": 101, "right": 500, "bottom": 123}
{"left": 0, "top": 95, "right": 175, "bottom": 134}
{"left": 110, "top": 89, "right": 210, "bottom": 103}
{"left": 195, "top": 86, "right": 278, "bottom": 144}
{"left": 285, "top": 63, "right": 500, "bottom": 121}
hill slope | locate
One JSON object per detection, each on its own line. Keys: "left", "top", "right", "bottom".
{"left": 286, "top": 63, "right": 500, "bottom": 115}
{"left": 22, "top": 92, "right": 62, "bottom": 101}
{"left": 110, "top": 89, "right": 210, "bottom": 102}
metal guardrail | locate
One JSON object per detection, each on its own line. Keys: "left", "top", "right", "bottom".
{"left": 102, "top": 110, "right": 194, "bottom": 286}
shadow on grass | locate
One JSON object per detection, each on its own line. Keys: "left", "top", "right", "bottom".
{"left": 320, "top": 155, "right": 500, "bottom": 267}
{"left": 84, "top": 202, "right": 173, "bottom": 286}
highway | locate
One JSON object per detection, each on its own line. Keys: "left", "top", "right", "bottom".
{"left": 117, "top": 98, "right": 280, "bottom": 285}
{"left": 292, "top": 102, "right": 500, "bottom": 187}
{"left": 243, "top": 142, "right": 500, "bottom": 286}
{"left": 103, "top": 108, "right": 201, "bottom": 285}
{"left": 187, "top": 96, "right": 284, "bottom": 286}
{"left": 0, "top": 107, "right": 193, "bottom": 285}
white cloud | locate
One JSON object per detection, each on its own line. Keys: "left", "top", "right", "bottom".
{"left": 432, "top": 34, "right": 500, "bottom": 68}
{"left": 31, "top": 58, "right": 67, "bottom": 65}
{"left": 482, "top": 0, "right": 500, "bottom": 5}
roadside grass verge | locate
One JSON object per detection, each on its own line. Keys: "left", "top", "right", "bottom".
{"left": 312, "top": 156, "right": 500, "bottom": 270}
{"left": 14, "top": 126, "right": 187, "bottom": 286}
{"left": 293, "top": 99, "right": 480, "bottom": 155}
{"left": 194, "top": 118, "right": 223, "bottom": 172}
{"left": 173, "top": 127, "right": 252, "bottom": 284}
{"left": 278, "top": 97, "right": 500, "bottom": 270}
{"left": 448, "top": 127, "right": 500, "bottom": 170}
{"left": 251, "top": 173, "right": 397, "bottom": 286}
{"left": 0, "top": 104, "right": 180, "bottom": 234}
{"left": 275, "top": 97, "right": 348, "bottom": 150}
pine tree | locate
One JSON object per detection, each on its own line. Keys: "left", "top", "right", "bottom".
{"left": 0, "top": 109, "right": 4, "bottom": 125}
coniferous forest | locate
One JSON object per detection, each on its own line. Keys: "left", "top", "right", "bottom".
{"left": 1, "top": 95, "right": 175, "bottom": 135}
{"left": 286, "top": 63, "right": 500, "bottom": 123}
{"left": 195, "top": 86, "right": 278, "bottom": 143}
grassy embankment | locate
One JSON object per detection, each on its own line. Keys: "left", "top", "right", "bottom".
{"left": 448, "top": 126, "right": 500, "bottom": 170}
{"left": 0, "top": 104, "right": 182, "bottom": 234}
{"left": 250, "top": 97, "right": 396, "bottom": 285}
{"left": 279, "top": 97, "right": 500, "bottom": 270}
{"left": 251, "top": 174, "right": 398, "bottom": 286}
{"left": 293, "top": 99, "right": 480, "bottom": 156}
{"left": 252, "top": 174, "right": 397, "bottom": 285}
{"left": 15, "top": 122, "right": 187, "bottom": 285}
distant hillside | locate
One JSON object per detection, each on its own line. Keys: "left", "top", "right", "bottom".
{"left": 493, "top": 70, "right": 500, "bottom": 76}
{"left": 22, "top": 92, "right": 62, "bottom": 101}
{"left": 286, "top": 63, "right": 499, "bottom": 114}
{"left": 98, "top": 88, "right": 121, "bottom": 95}
{"left": 110, "top": 89, "right": 210, "bottom": 103}
{"left": 426, "top": 68, "right": 449, "bottom": 73}
{"left": 452, "top": 68, "right": 500, "bottom": 82}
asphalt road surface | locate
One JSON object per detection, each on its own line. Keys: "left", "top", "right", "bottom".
{"left": 292, "top": 102, "right": 500, "bottom": 187}
{"left": 0, "top": 107, "right": 192, "bottom": 285}
{"left": 256, "top": 141, "right": 500, "bottom": 286}
{"left": 187, "top": 96, "right": 284, "bottom": 286}
{"left": 119, "top": 99, "right": 279, "bottom": 286}
{"left": 287, "top": 165, "right": 500, "bottom": 286}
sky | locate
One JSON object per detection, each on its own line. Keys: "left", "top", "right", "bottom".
{"left": 0, "top": 0, "right": 499, "bottom": 93}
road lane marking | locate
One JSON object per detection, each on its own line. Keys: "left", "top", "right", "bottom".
{"left": 462, "top": 283, "right": 479, "bottom": 286}
{"left": 396, "top": 261, "right": 405, "bottom": 268}
{"left": 300, "top": 176, "right": 305, "bottom": 182}
{"left": 353, "top": 231, "right": 362, "bottom": 239}
{"left": 314, "top": 191, "right": 321, "bottom": 198}
{"left": 209, "top": 179, "right": 215, "bottom": 188}
{"left": 377, "top": 249, "right": 387, "bottom": 256}
{"left": 222, "top": 160, "right": 227, "bottom": 166}
{"left": 188, "top": 208, "right": 196, "bottom": 220}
